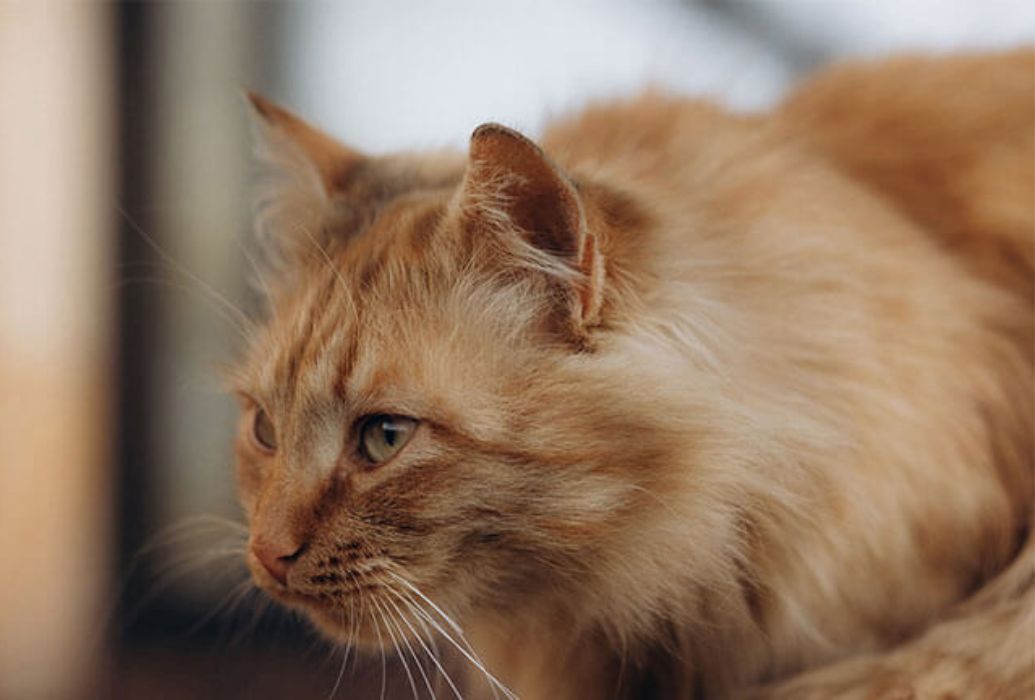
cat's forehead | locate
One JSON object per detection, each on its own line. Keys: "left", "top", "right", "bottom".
{"left": 253, "top": 266, "right": 358, "bottom": 405}
{"left": 250, "top": 225, "right": 464, "bottom": 403}
{"left": 241, "top": 181, "right": 543, "bottom": 427}
{"left": 336, "top": 192, "right": 452, "bottom": 274}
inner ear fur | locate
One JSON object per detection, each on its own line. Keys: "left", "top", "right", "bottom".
{"left": 462, "top": 123, "right": 606, "bottom": 335}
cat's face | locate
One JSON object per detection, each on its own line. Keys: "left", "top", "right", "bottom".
{"left": 232, "top": 99, "right": 660, "bottom": 647}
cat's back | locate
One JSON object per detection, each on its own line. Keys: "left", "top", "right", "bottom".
{"left": 540, "top": 55, "right": 1034, "bottom": 661}
{"left": 544, "top": 51, "right": 1034, "bottom": 300}
{"left": 779, "top": 48, "right": 1035, "bottom": 297}
{"left": 540, "top": 92, "right": 761, "bottom": 191}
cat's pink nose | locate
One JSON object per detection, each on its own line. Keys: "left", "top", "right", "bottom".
{"left": 251, "top": 535, "right": 304, "bottom": 586}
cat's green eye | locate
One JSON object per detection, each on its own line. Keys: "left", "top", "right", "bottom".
{"left": 359, "top": 415, "right": 417, "bottom": 465}
{"left": 252, "top": 407, "right": 278, "bottom": 453}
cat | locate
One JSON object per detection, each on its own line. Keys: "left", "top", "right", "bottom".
{"left": 231, "top": 49, "right": 1033, "bottom": 699}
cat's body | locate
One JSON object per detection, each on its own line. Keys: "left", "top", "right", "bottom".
{"left": 235, "top": 50, "right": 1033, "bottom": 698}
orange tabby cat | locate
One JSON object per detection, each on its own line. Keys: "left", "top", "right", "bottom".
{"left": 233, "top": 50, "right": 1033, "bottom": 698}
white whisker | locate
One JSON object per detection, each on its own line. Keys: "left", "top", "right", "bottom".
{"left": 233, "top": 229, "right": 277, "bottom": 312}
{"left": 328, "top": 608, "right": 350, "bottom": 700}
{"left": 378, "top": 584, "right": 440, "bottom": 700}
{"left": 229, "top": 591, "right": 274, "bottom": 646}
{"left": 294, "top": 223, "right": 357, "bottom": 318}
{"left": 395, "top": 589, "right": 445, "bottom": 692}
{"left": 373, "top": 595, "right": 420, "bottom": 700}
{"left": 121, "top": 547, "right": 248, "bottom": 632}
{"left": 386, "top": 572, "right": 515, "bottom": 700}
{"left": 115, "top": 202, "right": 255, "bottom": 338}
{"left": 385, "top": 571, "right": 465, "bottom": 639}
{"left": 114, "top": 276, "right": 252, "bottom": 341}
{"left": 404, "top": 600, "right": 508, "bottom": 700}
{"left": 386, "top": 588, "right": 464, "bottom": 700}
{"left": 179, "top": 577, "right": 255, "bottom": 639}
{"left": 371, "top": 599, "right": 388, "bottom": 700}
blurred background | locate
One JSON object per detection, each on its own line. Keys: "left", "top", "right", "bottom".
{"left": 0, "top": 1, "right": 1032, "bottom": 698}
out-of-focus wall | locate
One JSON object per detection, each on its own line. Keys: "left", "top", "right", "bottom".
{"left": 742, "top": 0, "right": 1035, "bottom": 58}
{"left": 142, "top": 0, "right": 260, "bottom": 603}
{"left": 0, "top": 3, "right": 114, "bottom": 698}
{"left": 280, "top": 0, "right": 1035, "bottom": 152}
{"left": 281, "top": 0, "right": 793, "bottom": 152}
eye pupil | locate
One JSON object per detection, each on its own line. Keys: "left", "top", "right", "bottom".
{"left": 360, "top": 415, "right": 416, "bottom": 465}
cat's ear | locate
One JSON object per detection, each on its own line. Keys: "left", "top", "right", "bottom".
{"left": 461, "top": 123, "right": 605, "bottom": 335}
{"left": 245, "top": 92, "right": 369, "bottom": 276}
{"left": 246, "top": 91, "right": 363, "bottom": 195}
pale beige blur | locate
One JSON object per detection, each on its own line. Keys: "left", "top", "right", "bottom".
{"left": 0, "top": 3, "right": 114, "bottom": 698}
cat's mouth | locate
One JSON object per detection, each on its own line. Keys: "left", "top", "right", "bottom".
{"left": 250, "top": 561, "right": 423, "bottom": 648}
{"left": 244, "top": 537, "right": 449, "bottom": 650}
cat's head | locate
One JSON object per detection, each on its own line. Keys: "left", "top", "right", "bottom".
{"left": 232, "top": 95, "right": 676, "bottom": 647}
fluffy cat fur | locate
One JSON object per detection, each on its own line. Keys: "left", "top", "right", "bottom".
{"left": 232, "top": 50, "right": 1034, "bottom": 698}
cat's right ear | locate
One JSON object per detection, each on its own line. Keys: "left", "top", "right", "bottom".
{"left": 245, "top": 92, "right": 366, "bottom": 273}
{"left": 459, "top": 123, "right": 606, "bottom": 342}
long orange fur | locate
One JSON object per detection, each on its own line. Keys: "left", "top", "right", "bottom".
{"left": 232, "top": 50, "right": 1034, "bottom": 698}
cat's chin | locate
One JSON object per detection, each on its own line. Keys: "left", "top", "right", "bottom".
{"left": 254, "top": 586, "right": 401, "bottom": 649}
{"left": 250, "top": 572, "right": 394, "bottom": 647}
{"left": 302, "top": 599, "right": 408, "bottom": 650}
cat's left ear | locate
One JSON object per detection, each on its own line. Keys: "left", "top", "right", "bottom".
{"left": 246, "top": 91, "right": 364, "bottom": 195}
{"left": 245, "top": 92, "right": 369, "bottom": 274}
{"left": 460, "top": 123, "right": 605, "bottom": 337}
